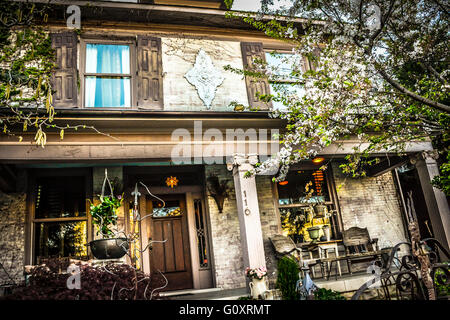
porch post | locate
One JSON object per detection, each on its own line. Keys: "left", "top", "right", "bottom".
{"left": 411, "top": 151, "right": 450, "bottom": 250}
{"left": 228, "top": 153, "right": 266, "bottom": 269}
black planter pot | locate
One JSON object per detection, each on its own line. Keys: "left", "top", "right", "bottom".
{"left": 89, "top": 238, "right": 129, "bottom": 260}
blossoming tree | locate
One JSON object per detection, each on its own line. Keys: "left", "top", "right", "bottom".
{"left": 227, "top": 0, "right": 449, "bottom": 193}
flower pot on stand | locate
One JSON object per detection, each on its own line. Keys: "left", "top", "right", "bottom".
{"left": 313, "top": 204, "right": 327, "bottom": 218}
{"left": 307, "top": 226, "right": 321, "bottom": 242}
{"left": 322, "top": 225, "right": 331, "bottom": 241}
{"left": 249, "top": 277, "right": 268, "bottom": 299}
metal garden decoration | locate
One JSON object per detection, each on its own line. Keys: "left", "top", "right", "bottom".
{"left": 85, "top": 169, "right": 169, "bottom": 299}
{"left": 352, "top": 192, "right": 450, "bottom": 300}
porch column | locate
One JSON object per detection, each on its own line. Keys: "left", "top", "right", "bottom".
{"left": 228, "top": 153, "right": 266, "bottom": 269}
{"left": 411, "top": 151, "right": 450, "bottom": 250}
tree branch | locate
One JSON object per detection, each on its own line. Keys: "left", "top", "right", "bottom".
{"left": 375, "top": 64, "right": 450, "bottom": 113}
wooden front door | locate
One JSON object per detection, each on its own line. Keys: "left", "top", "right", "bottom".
{"left": 147, "top": 194, "right": 193, "bottom": 291}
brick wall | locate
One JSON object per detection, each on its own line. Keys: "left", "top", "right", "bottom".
{"left": 205, "top": 165, "right": 280, "bottom": 289}
{"left": 0, "top": 192, "right": 26, "bottom": 285}
{"left": 205, "top": 165, "right": 246, "bottom": 289}
{"left": 255, "top": 175, "right": 281, "bottom": 280}
{"left": 332, "top": 163, "right": 408, "bottom": 250}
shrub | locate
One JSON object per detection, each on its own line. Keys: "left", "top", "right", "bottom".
{"left": 2, "top": 259, "right": 166, "bottom": 300}
{"left": 276, "top": 255, "right": 300, "bottom": 300}
{"left": 314, "top": 288, "right": 346, "bottom": 300}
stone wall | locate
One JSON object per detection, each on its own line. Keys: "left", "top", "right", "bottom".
{"left": 0, "top": 192, "right": 26, "bottom": 285}
{"left": 332, "top": 163, "right": 408, "bottom": 250}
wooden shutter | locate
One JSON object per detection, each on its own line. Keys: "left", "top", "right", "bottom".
{"left": 50, "top": 32, "right": 78, "bottom": 108}
{"left": 241, "top": 42, "right": 272, "bottom": 110}
{"left": 137, "top": 36, "right": 163, "bottom": 110}
{"left": 306, "top": 47, "right": 321, "bottom": 71}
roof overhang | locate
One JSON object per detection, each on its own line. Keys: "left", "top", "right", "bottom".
{"left": 12, "top": 0, "right": 312, "bottom": 32}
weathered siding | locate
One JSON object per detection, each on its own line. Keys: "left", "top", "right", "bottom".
{"left": 161, "top": 38, "right": 249, "bottom": 111}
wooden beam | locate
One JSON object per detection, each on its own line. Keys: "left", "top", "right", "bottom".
{"left": 366, "top": 156, "right": 409, "bottom": 177}
{"left": 0, "top": 164, "right": 17, "bottom": 193}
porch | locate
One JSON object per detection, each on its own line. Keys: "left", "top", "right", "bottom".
{"left": 161, "top": 271, "right": 384, "bottom": 300}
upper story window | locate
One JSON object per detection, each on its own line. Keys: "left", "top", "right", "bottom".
{"left": 264, "top": 51, "right": 306, "bottom": 112}
{"left": 84, "top": 43, "right": 132, "bottom": 108}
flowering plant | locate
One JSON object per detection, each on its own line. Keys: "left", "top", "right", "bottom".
{"left": 245, "top": 267, "right": 267, "bottom": 280}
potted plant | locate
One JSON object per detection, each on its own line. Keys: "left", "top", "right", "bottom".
{"left": 88, "top": 181, "right": 129, "bottom": 260}
{"left": 313, "top": 201, "right": 327, "bottom": 218}
{"left": 307, "top": 226, "right": 321, "bottom": 242}
{"left": 245, "top": 266, "right": 268, "bottom": 299}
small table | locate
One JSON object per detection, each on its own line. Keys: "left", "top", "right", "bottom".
{"left": 319, "top": 248, "right": 392, "bottom": 280}
{"left": 297, "top": 240, "right": 343, "bottom": 278}
{"left": 316, "top": 240, "right": 342, "bottom": 277}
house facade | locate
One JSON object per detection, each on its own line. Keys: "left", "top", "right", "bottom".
{"left": 0, "top": 0, "right": 449, "bottom": 294}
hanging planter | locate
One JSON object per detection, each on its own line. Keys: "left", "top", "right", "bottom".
{"left": 88, "top": 169, "right": 128, "bottom": 260}
{"left": 89, "top": 238, "right": 129, "bottom": 260}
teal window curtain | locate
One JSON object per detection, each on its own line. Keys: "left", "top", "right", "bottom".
{"left": 85, "top": 44, "right": 131, "bottom": 108}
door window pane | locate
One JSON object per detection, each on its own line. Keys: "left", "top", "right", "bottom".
{"left": 194, "top": 199, "right": 208, "bottom": 268}
{"left": 152, "top": 200, "right": 182, "bottom": 218}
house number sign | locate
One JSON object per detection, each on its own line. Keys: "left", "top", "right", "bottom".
{"left": 243, "top": 190, "right": 251, "bottom": 215}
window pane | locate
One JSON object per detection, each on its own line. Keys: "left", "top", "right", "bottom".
{"left": 34, "top": 221, "right": 87, "bottom": 262}
{"left": 35, "top": 176, "right": 86, "bottom": 219}
{"left": 85, "top": 44, "right": 130, "bottom": 74}
{"left": 265, "top": 52, "right": 303, "bottom": 79}
{"left": 277, "top": 170, "right": 330, "bottom": 205}
{"left": 152, "top": 200, "right": 182, "bottom": 218}
{"left": 85, "top": 77, "right": 131, "bottom": 108}
{"left": 194, "top": 199, "right": 208, "bottom": 268}
{"left": 269, "top": 82, "right": 305, "bottom": 112}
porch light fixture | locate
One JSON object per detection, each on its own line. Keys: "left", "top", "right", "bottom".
{"left": 206, "top": 175, "right": 231, "bottom": 213}
{"left": 278, "top": 181, "right": 289, "bottom": 186}
{"left": 312, "top": 157, "right": 325, "bottom": 164}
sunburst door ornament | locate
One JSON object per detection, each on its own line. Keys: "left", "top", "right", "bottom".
{"left": 184, "top": 49, "right": 225, "bottom": 109}
{"left": 165, "top": 176, "right": 179, "bottom": 189}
